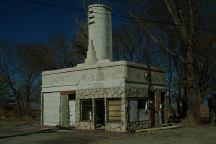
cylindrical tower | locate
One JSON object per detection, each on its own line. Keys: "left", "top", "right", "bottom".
{"left": 88, "top": 4, "right": 112, "bottom": 61}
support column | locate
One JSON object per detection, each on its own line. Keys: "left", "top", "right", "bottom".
{"left": 60, "top": 94, "right": 69, "bottom": 128}
{"left": 92, "top": 98, "right": 95, "bottom": 130}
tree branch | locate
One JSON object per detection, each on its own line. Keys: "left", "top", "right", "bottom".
{"left": 141, "top": 26, "right": 186, "bottom": 63}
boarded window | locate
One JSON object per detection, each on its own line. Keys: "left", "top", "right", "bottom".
{"left": 129, "top": 99, "right": 149, "bottom": 122}
{"left": 80, "top": 99, "right": 92, "bottom": 121}
{"left": 129, "top": 100, "right": 138, "bottom": 122}
{"left": 108, "top": 99, "right": 121, "bottom": 122}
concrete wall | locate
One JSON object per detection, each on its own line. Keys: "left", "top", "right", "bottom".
{"left": 42, "top": 61, "right": 165, "bottom": 93}
{"left": 125, "top": 64, "right": 165, "bottom": 87}
{"left": 42, "top": 61, "right": 126, "bottom": 93}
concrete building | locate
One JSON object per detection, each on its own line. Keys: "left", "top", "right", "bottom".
{"left": 41, "top": 4, "right": 167, "bottom": 132}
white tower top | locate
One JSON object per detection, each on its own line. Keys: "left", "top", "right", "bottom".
{"left": 86, "top": 4, "right": 112, "bottom": 63}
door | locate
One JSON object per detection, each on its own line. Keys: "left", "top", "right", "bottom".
{"left": 43, "top": 92, "right": 60, "bottom": 126}
{"left": 69, "top": 95, "right": 75, "bottom": 127}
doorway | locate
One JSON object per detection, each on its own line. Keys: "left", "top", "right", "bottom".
{"left": 150, "top": 92, "right": 156, "bottom": 127}
{"left": 160, "top": 92, "right": 165, "bottom": 124}
{"left": 95, "top": 99, "right": 105, "bottom": 128}
{"left": 69, "top": 94, "right": 75, "bottom": 127}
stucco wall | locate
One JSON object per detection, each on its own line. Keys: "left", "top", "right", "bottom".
{"left": 41, "top": 61, "right": 165, "bottom": 93}
{"left": 41, "top": 61, "right": 166, "bottom": 131}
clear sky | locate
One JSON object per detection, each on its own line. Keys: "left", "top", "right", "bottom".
{"left": 0, "top": 0, "right": 128, "bottom": 43}
{"left": 0, "top": 0, "right": 89, "bottom": 42}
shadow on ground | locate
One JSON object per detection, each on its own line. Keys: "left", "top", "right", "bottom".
{"left": 38, "top": 135, "right": 99, "bottom": 144}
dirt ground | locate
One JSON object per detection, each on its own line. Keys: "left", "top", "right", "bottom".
{"left": 0, "top": 126, "right": 215, "bottom": 144}
{"left": 0, "top": 117, "right": 39, "bottom": 127}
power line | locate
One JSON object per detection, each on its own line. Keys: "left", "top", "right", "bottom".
{"left": 21, "top": 0, "right": 84, "bottom": 12}
{"left": 2, "top": 1, "right": 78, "bottom": 17}
{"left": 20, "top": 0, "right": 179, "bottom": 26}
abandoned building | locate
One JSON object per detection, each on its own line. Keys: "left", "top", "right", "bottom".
{"left": 41, "top": 4, "right": 167, "bottom": 132}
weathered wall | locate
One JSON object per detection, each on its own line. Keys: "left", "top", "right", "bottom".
{"left": 88, "top": 4, "right": 112, "bottom": 60}
{"left": 42, "top": 61, "right": 127, "bottom": 93}
{"left": 59, "top": 95, "right": 69, "bottom": 128}
{"left": 41, "top": 61, "right": 165, "bottom": 93}
{"left": 126, "top": 65, "right": 165, "bottom": 87}
{"left": 41, "top": 61, "right": 166, "bottom": 131}
{"left": 75, "top": 87, "right": 166, "bottom": 132}
{"left": 125, "top": 87, "right": 148, "bottom": 98}
{"left": 126, "top": 88, "right": 167, "bottom": 131}
{"left": 75, "top": 87, "right": 127, "bottom": 132}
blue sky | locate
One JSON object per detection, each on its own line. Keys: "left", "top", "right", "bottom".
{"left": 0, "top": 0, "right": 128, "bottom": 43}
{"left": 0, "top": 0, "right": 85, "bottom": 42}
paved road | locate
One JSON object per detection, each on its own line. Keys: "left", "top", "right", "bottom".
{"left": 0, "top": 126, "right": 215, "bottom": 144}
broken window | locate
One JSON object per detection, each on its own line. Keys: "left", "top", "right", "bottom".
{"left": 138, "top": 99, "right": 149, "bottom": 121}
{"left": 80, "top": 99, "right": 92, "bottom": 121}
{"left": 69, "top": 94, "right": 75, "bottom": 100}
{"left": 108, "top": 99, "right": 121, "bottom": 122}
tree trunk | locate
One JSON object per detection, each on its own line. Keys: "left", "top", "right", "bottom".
{"left": 176, "top": 95, "right": 181, "bottom": 116}
{"left": 181, "top": 77, "right": 188, "bottom": 118}
{"left": 184, "top": 90, "right": 201, "bottom": 126}
{"left": 7, "top": 75, "right": 26, "bottom": 115}
{"left": 12, "top": 87, "right": 25, "bottom": 115}
{"left": 25, "top": 85, "right": 31, "bottom": 115}
{"left": 18, "top": 95, "right": 25, "bottom": 115}
{"left": 184, "top": 44, "right": 201, "bottom": 126}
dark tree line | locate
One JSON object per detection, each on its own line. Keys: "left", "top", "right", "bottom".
{"left": 0, "top": 32, "right": 87, "bottom": 115}
{"left": 0, "top": 0, "right": 215, "bottom": 126}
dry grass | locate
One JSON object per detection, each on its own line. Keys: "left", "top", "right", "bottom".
{"left": 0, "top": 116, "right": 39, "bottom": 128}
{"left": 200, "top": 106, "right": 209, "bottom": 118}
{"left": 0, "top": 107, "right": 40, "bottom": 128}
{"left": 200, "top": 105, "right": 209, "bottom": 125}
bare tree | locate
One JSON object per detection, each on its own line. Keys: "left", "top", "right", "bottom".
{"left": 0, "top": 41, "right": 54, "bottom": 115}
{"left": 127, "top": 0, "right": 216, "bottom": 126}
{"left": 16, "top": 43, "right": 53, "bottom": 114}
{"left": 48, "top": 33, "right": 74, "bottom": 68}
{"left": 72, "top": 21, "right": 88, "bottom": 63}
{"left": 0, "top": 76, "right": 10, "bottom": 104}
{"left": 0, "top": 44, "right": 25, "bottom": 115}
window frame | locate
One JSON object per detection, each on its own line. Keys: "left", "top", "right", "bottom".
{"left": 80, "top": 99, "right": 93, "bottom": 122}
{"left": 128, "top": 98, "right": 149, "bottom": 123}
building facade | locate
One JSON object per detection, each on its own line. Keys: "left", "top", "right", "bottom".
{"left": 41, "top": 4, "right": 167, "bottom": 132}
